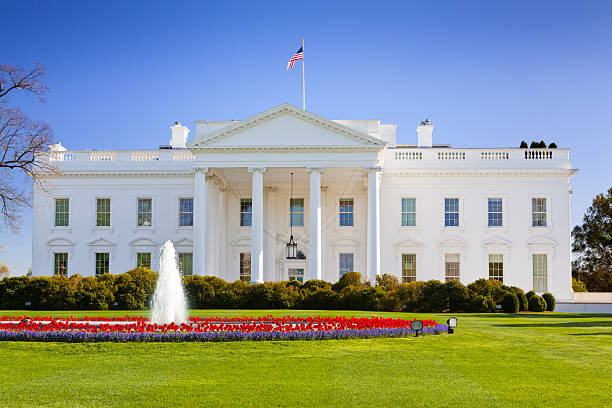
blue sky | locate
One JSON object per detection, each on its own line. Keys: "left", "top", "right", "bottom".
{"left": 2, "top": 0, "right": 611, "bottom": 275}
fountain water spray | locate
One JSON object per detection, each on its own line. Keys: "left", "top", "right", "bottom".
{"left": 151, "top": 241, "right": 188, "bottom": 324}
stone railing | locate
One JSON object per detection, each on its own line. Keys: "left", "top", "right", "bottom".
{"left": 44, "top": 149, "right": 195, "bottom": 163}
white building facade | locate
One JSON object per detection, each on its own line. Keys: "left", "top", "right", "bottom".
{"left": 32, "top": 104, "right": 577, "bottom": 300}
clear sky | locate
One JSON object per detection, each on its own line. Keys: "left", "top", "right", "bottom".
{"left": 2, "top": 0, "right": 611, "bottom": 275}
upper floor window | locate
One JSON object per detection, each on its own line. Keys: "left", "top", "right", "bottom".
{"left": 178, "top": 252, "right": 193, "bottom": 276}
{"left": 533, "top": 254, "right": 548, "bottom": 292}
{"left": 240, "top": 198, "right": 252, "bottom": 227}
{"left": 54, "top": 252, "right": 68, "bottom": 276}
{"left": 445, "top": 254, "right": 460, "bottom": 282}
{"left": 488, "top": 198, "right": 503, "bottom": 227}
{"left": 179, "top": 198, "right": 193, "bottom": 227}
{"left": 95, "top": 252, "right": 110, "bottom": 276}
{"left": 137, "top": 198, "right": 152, "bottom": 227}
{"left": 401, "top": 198, "right": 416, "bottom": 227}
{"left": 488, "top": 254, "right": 503, "bottom": 282}
{"left": 339, "top": 198, "right": 354, "bottom": 226}
{"left": 444, "top": 198, "right": 459, "bottom": 227}
{"left": 137, "top": 252, "right": 151, "bottom": 269}
{"left": 55, "top": 198, "right": 69, "bottom": 227}
{"left": 402, "top": 253, "right": 416, "bottom": 283}
{"left": 96, "top": 198, "right": 111, "bottom": 227}
{"left": 240, "top": 252, "right": 251, "bottom": 282}
{"left": 532, "top": 198, "right": 547, "bottom": 227}
{"left": 290, "top": 198, "right": 304, "bottom": 227}
{"left": 339, "top": 253, "right": 354, "bottom": 276}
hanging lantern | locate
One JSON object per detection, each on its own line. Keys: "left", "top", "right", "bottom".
{"left": 286, "top": 172, "right": 299, "bottom": 259}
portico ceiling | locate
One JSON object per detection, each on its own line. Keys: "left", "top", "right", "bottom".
{"left": 214, "top": 166, "right": 367, "bottom": 184}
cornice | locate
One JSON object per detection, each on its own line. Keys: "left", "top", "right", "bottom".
{"left": 383, "top": 169, "right": 578, "bottom": 177}
{"left": 38, "top": 170, "right": 195, "bottom": 177}
{"left": 187, "top": 145, "right": 381, "bottom": 152}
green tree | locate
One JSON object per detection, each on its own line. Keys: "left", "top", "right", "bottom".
{"left": 572, "top": 187, "right": 612, "bottom": 291}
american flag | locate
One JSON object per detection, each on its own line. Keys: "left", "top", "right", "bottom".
{"left": 286, "top": 46, "right": 303, "bottom": 70}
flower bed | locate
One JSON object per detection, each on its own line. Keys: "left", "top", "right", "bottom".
{"left": 0, "top": 315, "right": 447, "bottom": 342}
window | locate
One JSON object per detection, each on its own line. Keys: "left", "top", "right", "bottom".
{"left": 444, "top": 198, "right": 459, "bottom": 227}
{"left": 445, "top": 254, "right": 460, "bottom": 282}
{"left": 488, "top": 198, "right": 503, "bottom": 227}
{"left": 532, "top": 198, "right": 547, "bottom": 227}
{"left": 137, "top": 198, "right": 152, "bottom": 227}
{"left": 401, "top": 198, "right": 416, "bottom": 227}
{"left": 488, "top": 254, "right": 503, "bottom": 282}
{"left": 178, "top": 253, "right": 193, "bottom": 276}
{"left": 240, "top": 198, "right": 252, "bottom": 227}
{"left": 240, "top": 253, "right": 251, "bottom": 282}
{"left": 533, "top": 254, "right": 548, "bottom": 292}
{"left": 55, "top": 198, "right": 69, "bottom": 227}
{"left": 401, "top": 253, "right": 416, "bottom": 283}
{"left": 290, "top": 198, "right": 304, "bottom": 227}
{"left": 288, "top": 268, "right": 304, "bottom": 283}
{"left": 96, "top": 198, "right": 111, "bottom": 227}
{"left": 137, "top": 252, "right": 151, "bottom": 269}
{"left": 54, "top": 253, "right": 68, "bottom": 276}
{"left": 179, "top": 198, "right": 193, "bottom": 227}
{"left": 95, "top": 252, "right": 110, "bottom": 276}
{"left": 339, "top": 198, "right": 354, "bottom": 226}
{"left": 339, "top": 253, "right": 354, "bottom": 276}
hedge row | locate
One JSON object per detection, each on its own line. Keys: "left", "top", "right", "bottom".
{"left": 0, "top": 269, "right": 555, "bottom": 312}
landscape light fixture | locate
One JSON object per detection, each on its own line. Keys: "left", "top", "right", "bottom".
{"left": 447, "top": 317, "right": 458, "bottom": 334}
{"left": 410, "top": 319, "right": 424, "bottom": 337}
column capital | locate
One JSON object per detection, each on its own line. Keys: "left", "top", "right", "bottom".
{"left": 365, "top": 165, "right": 383, "bottom": 173}
{"left": 306, "top": 166, "right": 324, "bottom": 174}
{"left": 248, "top": 167, "right": 267, "bottom": 174}
{"left": 195, "top": 167, "right": 210, "bottom": 174}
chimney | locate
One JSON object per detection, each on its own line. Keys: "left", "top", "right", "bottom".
{"left": 170, "top": 121, "right": 190, "bottom": 148}
{"left": 417, "top": 119, "right": 433, "bottom": 148}
{"left": 48, "top": 142, "right": 67, "bottom": 152}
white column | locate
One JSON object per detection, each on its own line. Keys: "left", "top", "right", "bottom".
{"left": 264, "top": 187, "right": 277, "bottom": 282}
{"left": 366, "top": 166, "right": 382, "bottom": 281}
{"left": 205, "top": 173, "right": 217, "bottom": 276}
{"left": 249, "top": 167, "right": 266, "bottom": 283}
{"left": 307, "top": 167, "right": 323, "bottom": 281}
{"left": 218, "top": 185, "right": 226, "bottom": 279}
{"left": 193, "top": 167, "right": 209, "bottom": 276}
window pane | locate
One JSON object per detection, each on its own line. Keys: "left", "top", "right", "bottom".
{"left": 401, "top": 198, "right": 416, "bottom": 227}
{"left": 533, "top": 254, "right": 548, "bottom": 292}
{"left": 137, "top": 252, "right": 151, "bottom": 269}
{"left": 339, "top": 198, "right": 354, "bottom": 227}
{"left": 179, "top": 198, "right": 193, "bottom": 226}
{"left": 290, "top": 198, "right": 304, "bottom": 227}
{"left": 531, "top": 198, "right": 547, "bottom": 227}
{"left": 240, "top": 198, "right": 252, "bottom": 227}
{"left": 55, "top": 198, "right": 69, "bottom": 227}
{"left": 488, "top": 254, "right": 503, "bottom": 282}
{"left": 96, "top": 198, "right": 111, "bottom": 227}
{"left": 445, "top": 253, "right": 460, "bottom": 282}
{"left": 402, "top": 253, "right": 416, "bottom": 283}
{"left": 339, "top": 253, "right": 354, "bottom": 276}
{"left": 54, "top": 252, "right": 68, "bottom": 276}
{"left": 240, "top": 252, "right": 251, "bottom": 282}
{"left": 178, "top": 253, "right": 193, "bottom": 276}
{"left": 138, "top": 198, "right": 152, "bottom": 227}
{"left": 95, "top": 252, "right": 110, "bottom": 276}
{"left": 444, "top": 198, "right": 459, "bottom": 227}
{"left": 288, "top": 268, "right": 304, "bottom": 283}
{"left": 488, "top": 198, "right": 503, "bottom": 227}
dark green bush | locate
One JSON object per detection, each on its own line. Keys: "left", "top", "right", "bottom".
{"left": 375, "top": 274, "right": 399, "bottom": 292}
{"left": 395, "top": 281, "right": 425, "bottom": 312}
{"left": 501, "top": 292, "right": 519, "bottom": 313}
{"left": 445, "top": 280, "right": 469, "bottom": 312}
{"left": 530, "top": 141, "right": 539, "bottom": 148}
{"left": 510, "top": 286, "right": 528, "bottom": 311}
{"left": 466, "top": 294, "right": 495, "bottom": 312}
{"left": 528, "top": 295, "right": 547, "bottom": 312}
{"left": 422, "top": 280, "right": 448, "bottom": 312}
{"left": 526, "top": 290, "right": 536, "bottom": 301}
{"left": 548, "top": 142, "right": 557, "bottom": 148}
{"left": 520, "top": 141, "right": 528, "bottom": 148}
{"left": 542, "top": 293, "right": 555, "bottom": 311}
{"left": 572, "top": 278, "right": 587, "bottom": 292}
{"left": 332, "top": 272, "right": 363, "bottom": 292}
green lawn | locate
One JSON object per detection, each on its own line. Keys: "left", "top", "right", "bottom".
{"left": 0, "top": 310, "right": 610, "bottom": 408}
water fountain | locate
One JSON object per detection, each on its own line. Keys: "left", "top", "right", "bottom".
{"left": 151, "top": 240, "right": 188, "bottom": 324}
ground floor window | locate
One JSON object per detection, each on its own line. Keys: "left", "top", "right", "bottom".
{"left": 288, "top": 268, "right": 304, "bottom": 283}
{"left": 178, "top": 252, "right": 193, "bottom": 276}
{"left": 401, "top": 253, "right": 416, "bottom": 283}
{"left": 54, "top": 252, "right": 68, "bottom": 276}
{"left": 95, "top": 252, "right": 109, "bottom": 276}
{"left": 240, "top": 252, "right": 251, "bottom": 282}
{"left": 339, "top": 253, "right": 354, "bottom": 276}
{"left": 533, "top": 254, "right": 548, "bottom": 292}
{"left": 137, "top": 252, "right": 151, "bottom": 269}
{"left": 445, "top": 254, "right": 460, "bottom": 282}
{"left": 488, "top": 254, "right": 503, "bottom": 283}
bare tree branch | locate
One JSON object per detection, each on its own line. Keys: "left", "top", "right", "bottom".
{"left": 0, "top": 63, "right": 49, "bottom": 103}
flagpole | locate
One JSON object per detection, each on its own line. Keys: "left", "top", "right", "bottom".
{"left": 301, "top": 38, "right": 305, "bottom": 110}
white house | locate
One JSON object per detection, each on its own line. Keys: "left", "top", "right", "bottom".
{"left": 32, "top": 103, "right": 577, "bottom": 300}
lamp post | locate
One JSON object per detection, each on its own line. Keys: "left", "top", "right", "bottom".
{"left": 410, "top": 320, "right": 423, "bottom": 337}
{"left": 286, "top": 172, "right": 298, "bottom": 259}
{"left": 447, "top": 317, "right": 458, "bottom": 334}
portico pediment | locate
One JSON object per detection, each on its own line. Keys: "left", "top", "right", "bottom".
{"left": 188, "top": 104, "right": 386, "bottom": 150}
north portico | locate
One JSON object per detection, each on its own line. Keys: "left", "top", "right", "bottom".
{"left": 34, "top": 103, "right": 577, "bottom": 300}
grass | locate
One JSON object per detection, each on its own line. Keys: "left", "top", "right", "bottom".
{"left": 0, "top": 310, "right": 610, "bottom": 408}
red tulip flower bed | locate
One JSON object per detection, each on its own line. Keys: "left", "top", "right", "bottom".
{"left": 0, "top": 315, "right": 447, "bottom": 343}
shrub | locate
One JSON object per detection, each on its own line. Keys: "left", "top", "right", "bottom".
{"left": 302, "top": 279, "right": 330, "bottom": 291}
{"left": 501, "top": 292, "right": 519, "bottom": 313}
{"left": 466, "top": 294, "right": 495, "bottom": 312}
{"left": 526, "top": 290, "right": 536, "bottom": 301}
{"left": 467, "top": 279, "right": 495, "bottom": 298}
{"left": 510, "top": 286, "right": 528, "bottom": 311}
{"left": 445, "top": 280, "right": 469, "bottom": 312}
{"left": 395, "top": 281, "right": 425, "bottom": 312}
{"left": 542, "top": 293, "right": 556, "bottom": 311}
{"left": 298, "top": 287, "right": 338, "bottom": 310}
{"left": 422, "top": 280, "right": 448, "bottom": 312}
{"left": 375, "top": 274, "right": 399, "bottom": 292}
{"left": 538, "top": 140, "right": 546, "bottom": 148}
{"left": 528, "top": 295, "right": 547, "bottom": 312}
{"left": 548, "top": 142, "right": 557, "bottom": 148}
{"left": 530, "top": 141, "right": 539, "bottom": 148}
{"left": 332, "top": 272, "right": 363, "bottom": 292}
{"left": 520, "top": 141, "right": 528, "bottom": 148}
{"left": 572, "top": 278, "right": 587, "bottom": 292}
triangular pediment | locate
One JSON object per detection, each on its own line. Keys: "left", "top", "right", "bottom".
{"left": 481, "top": 236, "right": 512, "bottom": 247}
{"left": 438, "top": 237, "right": 469, "bottom": 248}
{"left": 395, "top": 238, "right": 425, "bottom": 248}
{"left": 129, "top": 237, "right": 158, "bottom": 247}
{"left": 47, "top": 237, "right": 74, "bottom": 247}
{"left": 173, "top": 238, "right": 193, "bottom": 247}
{"left": 87, "top": 238, "right": 116, "bottom": 247}
{"left": 188, "top": 104, "right": 386, "bottom": 149}
{"left": 527, "top": 236, "right": 557, "bottom": 247}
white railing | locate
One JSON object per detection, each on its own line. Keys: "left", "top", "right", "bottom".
{"left": 131, "top": 151, "right": 160, "bottom": 161}
{"left": 481, "top": 151, "right": 510, "bottom": 160}
{"left": 394, "top": 151, "right": 422, "bottom": 160}
{"left": 49, "top": 152, "right": 76, "bottom": 162}
{"left": 90, "top": 151, "right": 117, "bottom": 162}
{"left": 438, "top": 151, "right": 466, "bottom": 160}
{"left": 525, "top": 150, "right": 553, "bottom": 159}
{"left": 173, "top": 150, "right": 195, "bottom": 161}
